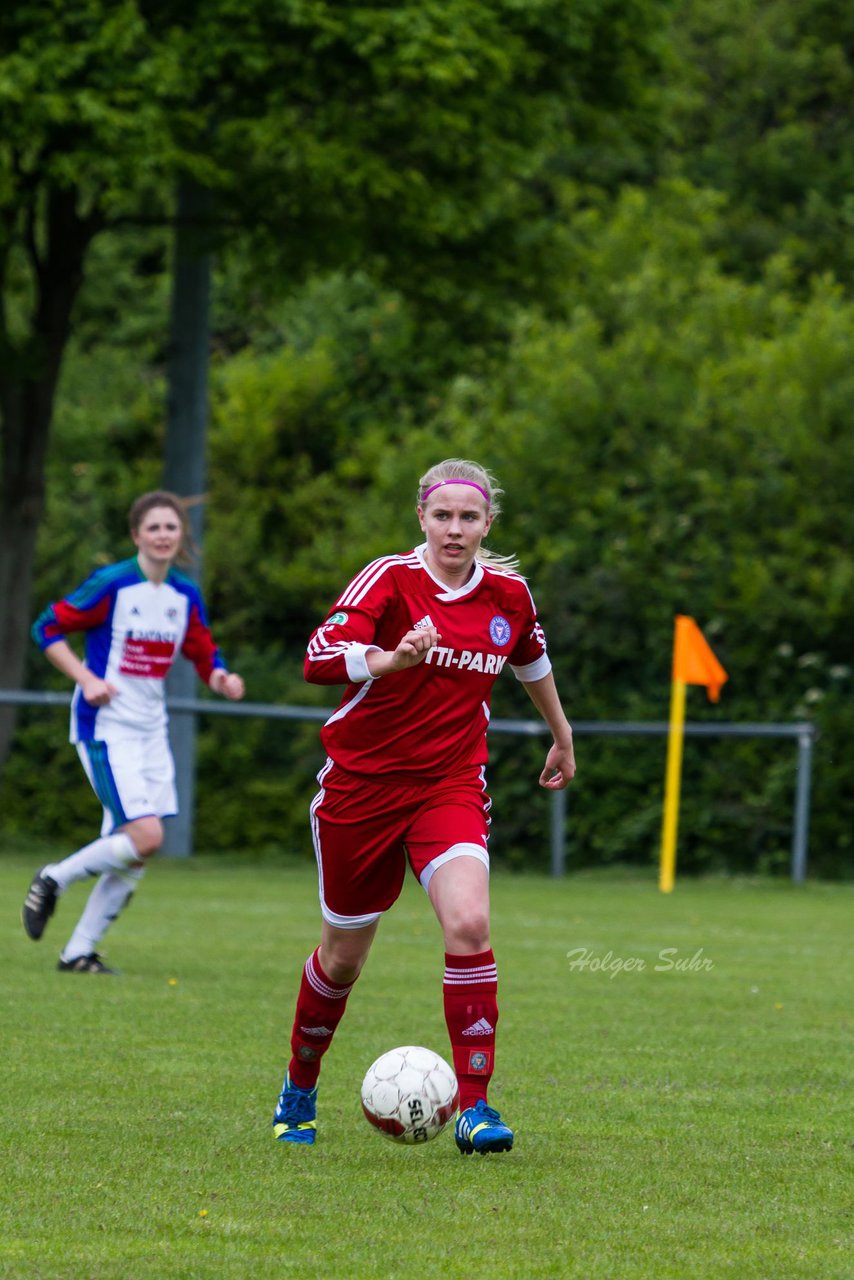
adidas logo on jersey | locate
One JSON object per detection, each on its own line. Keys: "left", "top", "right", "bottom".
{"left": 461, "top": 1017, "right": 495, "bottom": 1037}
{"left": 413, "top": 614, "right": 434, "bottom": 630}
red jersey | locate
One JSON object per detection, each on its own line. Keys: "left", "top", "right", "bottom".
{"left": 305, "top": 544, "right": 551, "bottom": 780}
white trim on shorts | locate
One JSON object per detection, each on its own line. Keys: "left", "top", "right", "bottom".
{"left": 310, "top": 758, "right": 383, "bottom": 930}
{"left": 319, "top": 901, "right": 383, "bottom": 930}
{"left": 419, "top": 842, "right": 490, "bottom": 893}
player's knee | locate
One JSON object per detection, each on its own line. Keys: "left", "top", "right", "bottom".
{"left": 445, "top": 904, "right": 490, "bottom": 954}
{"left": 124, "top": 817, "right": 163, "bottom": 858}
{"left": 329, "top": 960, "right": 363, "bottom": 984}
{"left": 321, "top": 941, "right": 371, "bottom": 984}
{"left": 325, "top": 951, "right": 367, "bottom": 984}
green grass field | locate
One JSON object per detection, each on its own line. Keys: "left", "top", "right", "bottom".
{"left": 1, "top": 852, "right": 851, "bottom": 1279}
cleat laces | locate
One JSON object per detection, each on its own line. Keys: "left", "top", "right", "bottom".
{"left": 276, "top": 1088, "right": 316, "bottom": 1126}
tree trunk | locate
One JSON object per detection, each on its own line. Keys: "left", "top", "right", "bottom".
{"left": 0, "top": 187, "right": 100, "bottom": 768}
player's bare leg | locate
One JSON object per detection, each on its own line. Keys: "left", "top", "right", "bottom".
{"left": 319, "top": 918, "right": 378, "bottom": 983}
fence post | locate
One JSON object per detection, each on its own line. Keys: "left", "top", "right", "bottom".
{"left": 791, "top": 726, "right": 814, "bottom": 884}
{"left": 550, "top": 787, "right": 567, "bottom": 877}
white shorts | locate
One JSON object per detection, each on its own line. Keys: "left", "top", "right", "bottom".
{"left": 77, "top": 729, "right": 177, "bottom": 835}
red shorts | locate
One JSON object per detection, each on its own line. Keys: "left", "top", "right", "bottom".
{"left": 310, "top": 759, "right": 491, "bottom": 927}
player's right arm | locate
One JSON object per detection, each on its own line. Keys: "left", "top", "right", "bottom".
{"left": 305, "top": 606, "right": 381, "bottom": 685}
{"left": 32, "top": 584, "right": 117, "bottom": 706}
{"left": 365, "top": 627, "right": 441, "bottom": 676}
{"left": 42, "top": 639, "right": 118, "bottom": 706}
{"left": 306, "top": 607, "right": 441, "bottom": 685}
{"left": 305, "top": 558, "right": 408, "bottom": 685}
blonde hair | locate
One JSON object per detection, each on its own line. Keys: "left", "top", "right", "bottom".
{"left": 417, "top": 458, "right": 520, "bottom": 574}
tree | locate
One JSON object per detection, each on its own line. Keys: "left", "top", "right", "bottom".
{"left": 7, "top": 181, "right": 852, "bottom": 876}
{"left": 0, "top": 0, "right": 670, "bottom": 764}
{"left": 665, "top": 0, "right": 854, "bottom": 282}
{"left": 0, "top": 2, "right": 192, "bottom": 762}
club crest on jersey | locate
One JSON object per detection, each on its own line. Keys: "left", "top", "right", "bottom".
{"left": 489, "top": 615, "right": 512, "bottom": 647}
{"left": 327, "top": 611, "right": 348, "bottom": 626}
{"left": 468, "top": 1050, "right": 492, "bottom": 1074}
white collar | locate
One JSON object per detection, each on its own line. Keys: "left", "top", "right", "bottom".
{"left": 415, "top": 543, "right": 484, "bottom": 601}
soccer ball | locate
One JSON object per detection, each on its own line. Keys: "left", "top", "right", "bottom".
{"left": 360, "top": 1045, "right": 459, "bottom": 1144}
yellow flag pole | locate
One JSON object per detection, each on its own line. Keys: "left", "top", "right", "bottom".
{"left": 659, "top": 676, "right": 687, "bottom": 893}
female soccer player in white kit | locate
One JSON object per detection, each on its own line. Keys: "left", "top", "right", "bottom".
{"left": 23, "top": 491, "right": 245, "bottom": 972}
{"left": 271, "top": 458, "right": 575, "bottom": 1153}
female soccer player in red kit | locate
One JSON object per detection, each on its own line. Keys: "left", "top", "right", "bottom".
{"left": 271, "top": 458, "right": 575, "bottom": 1152}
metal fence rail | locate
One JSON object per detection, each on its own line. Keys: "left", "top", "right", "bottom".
{"left": 0, "top": 690, "right": 816, "bottom": 882}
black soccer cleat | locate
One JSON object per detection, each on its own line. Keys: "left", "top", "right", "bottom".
{"left": 21, "top": 869, "right": 59, "bottom": 941}
{"left": 57, "top": 952, "right": 118, "bottom": 974}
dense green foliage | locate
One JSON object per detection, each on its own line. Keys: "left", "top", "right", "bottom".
{"left": 0, "top": 0, "right": 670, "bottom": 749}
{"left": 668, "top": 0, "right": 854, "bottom": 284}
{"left": 1, "top": 0, "right": 852, "bottom": 878}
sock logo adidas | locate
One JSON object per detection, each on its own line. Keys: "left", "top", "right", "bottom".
{"left": 461, "top": 1017, "right": 494, "bottom": 1037}
{"left": 299, "top": 1025, "right": 334, "bottom": 1037}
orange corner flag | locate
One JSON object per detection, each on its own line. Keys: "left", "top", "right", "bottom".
{"left": 660, "top": 616, "right": 728, "bottom": 892}
{"left": 672, "top": 615, "right": 728, "bottom": 702}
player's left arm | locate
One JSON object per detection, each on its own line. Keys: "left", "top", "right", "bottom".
{"left": 181, "top": 599, "right": 244, "bottom": 700}
{"left": 521, "top": 672, "right": 576, "bottom": 789}
{"left": 505, "top": 587, "right": 575, "bottom": 789}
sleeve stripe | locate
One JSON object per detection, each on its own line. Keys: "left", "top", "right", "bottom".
{"left": 307, "top": 630, "right": 357, "bottom": 662}
{"left": 337, "top": 552, "right": 417, "bottom": 608}
{"left": 308, "top": 646, "right": 353, "bottom": 662}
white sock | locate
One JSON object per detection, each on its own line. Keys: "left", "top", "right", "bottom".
{"left": 46, "top": 833, "right": 140, "bottom": 892}
{"left": 61, "top": 867, "right": 145, "bottom": 962}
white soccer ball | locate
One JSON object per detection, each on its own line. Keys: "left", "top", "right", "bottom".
{"left": 360, "top": 1045, "right": 459, "bottom": 1144}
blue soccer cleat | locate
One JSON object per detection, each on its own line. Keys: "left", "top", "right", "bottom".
{"left": 455, "top": 1099, "right": 514, "bottom": 1155}
{"left": 273, "top": 1073, "right": 318, "bottom": 1145}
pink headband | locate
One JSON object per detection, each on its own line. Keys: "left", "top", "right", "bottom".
{"left": 421, "top": 479, "right": 490, "bottom": 505}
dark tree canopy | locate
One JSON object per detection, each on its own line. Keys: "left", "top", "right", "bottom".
{"left": 0, "top": 0, "right": 671, "bottom": 762}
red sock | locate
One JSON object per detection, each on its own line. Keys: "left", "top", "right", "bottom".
{"left": 288, "top": 948, "right": 355, "bottom": 1089}
{"left": 443, "top": 949, "right": 499, "bottom": 1111}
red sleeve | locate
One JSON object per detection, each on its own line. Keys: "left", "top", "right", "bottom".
{"left": 506, "top": 579, "right": 551, "bottom": 677}
{"left": 304, "top": 608, "right": 381, "bottom": 685}
{"left": 180, "top": 602, "right": 223, "bottom": 685}
{"left": 304, "top": 563, "right": 395, "bottom": 686}
{"left": 32, "top": 597, "right": 111, "bottom": 648}
{"left": 509, "top": 616, "right": 549, "bottom": 668}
